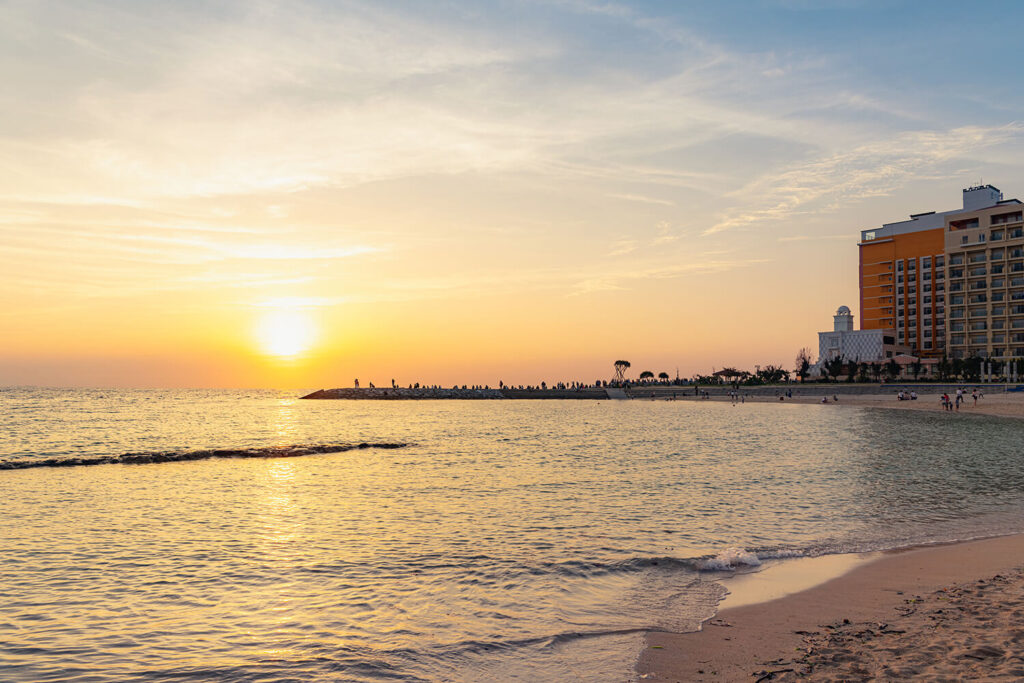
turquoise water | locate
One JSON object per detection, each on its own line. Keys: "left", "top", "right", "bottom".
{"left": 3, "top": 389, "right": 1024, "bottom": 681}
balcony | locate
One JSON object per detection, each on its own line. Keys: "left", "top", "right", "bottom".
{"left": 992, "top": 212, "right": 1024, "bottom": 226}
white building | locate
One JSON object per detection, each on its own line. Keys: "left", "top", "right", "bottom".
{"left": 810, "top": 306, "right": 908, "bottom": 375}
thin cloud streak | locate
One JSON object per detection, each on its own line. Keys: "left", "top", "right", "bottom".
{"left": 704, "top": 123, "right": 1024, "bottom": 236}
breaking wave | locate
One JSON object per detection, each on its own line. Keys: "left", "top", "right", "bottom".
{"left": 0, "top": 442, "right": 409, "bottom": 470}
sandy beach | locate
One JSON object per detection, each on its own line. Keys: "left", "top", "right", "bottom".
{"left": 648, "top": 385, "right": 1024, "bottom": 419}
{"left": 639, "top": 534, "right": 1024, "bottom": 681}
{"left": 765, "top": 389, "right": 1024, "bottom": 419}
{"left": 638, "top": 390, "right": 1024, "bottom": 681}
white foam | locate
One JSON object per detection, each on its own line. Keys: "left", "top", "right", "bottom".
{"left": 699, "top": 548, "right": 763, "bottom": 571}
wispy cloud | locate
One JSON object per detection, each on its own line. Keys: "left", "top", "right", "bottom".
{"left": 569, "top": 258, "right": 769, "bottom": 296}
{"left": 704, "top": 123, "right": 1024, "bottom": 235}
{"left": 777, "top": 234, "right": 851, "bottom": 242}
{"left": 608, "top": 239, "right": 638, "bottom": 256}
{"left": 609, "top": 193, "right": 675, "bottom": 206}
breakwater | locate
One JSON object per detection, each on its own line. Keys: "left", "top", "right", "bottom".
{"left": 301, "top": 387, "right": 609, "bottom": 400}
{"left": 301, "top": 383, "right": 1022, "bottom": 401}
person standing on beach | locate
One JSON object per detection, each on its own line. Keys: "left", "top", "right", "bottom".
{"left": 972, "top": 389, "right": 978, "bottom": 406}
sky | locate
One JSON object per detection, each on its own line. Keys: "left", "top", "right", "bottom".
{"left": 4, "top": 0, "right": 1024, "bottom": 388}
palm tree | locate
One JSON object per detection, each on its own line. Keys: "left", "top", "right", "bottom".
{"left": 870, "top": 362, "right": 882, "bottom": 382}
{"left": 613, "top": 360, "right": 631, "bottom": 384}
{"left": 658, "top": 372, "right": 670, "bottom": 383}
{"left": 910, "top": 359, "right": 923, "bottom": 380}
{"left": 795, "top": 347, "right": 813, "bottom": 382}
{"left": 824, "top": 356, "right": 845, "bottom": 382}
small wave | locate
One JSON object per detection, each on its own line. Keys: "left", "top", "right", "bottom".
{"left": 0, "top": 442, "right": 409, "bottom": 470}
{"left": 697, "top": 547, "right": 763, "bottom": 571}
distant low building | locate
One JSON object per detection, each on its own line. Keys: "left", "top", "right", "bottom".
{"left": 810, "top": 306, "right": 909, "bottom": 376}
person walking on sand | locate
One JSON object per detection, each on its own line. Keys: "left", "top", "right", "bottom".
{"left": 972, "top": 389, "right": 978, "bottom": 406}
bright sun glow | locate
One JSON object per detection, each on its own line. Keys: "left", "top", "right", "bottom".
{"left": 255, "top": 309, "right": 316, "bottom": 358}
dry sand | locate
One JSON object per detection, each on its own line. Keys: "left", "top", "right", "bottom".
{"left": 639, "top": 534, "right": 1024, "bottom": 682}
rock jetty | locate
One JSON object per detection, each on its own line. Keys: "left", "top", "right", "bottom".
{"left": 301, "top": 387, "right": 609, "bottom": 400}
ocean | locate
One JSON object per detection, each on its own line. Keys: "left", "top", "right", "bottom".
{"left": 3, "top": 388, "right": 1024, "bottom": 681}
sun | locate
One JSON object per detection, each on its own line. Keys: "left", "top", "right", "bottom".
{"left": 255, "top": 309, "right": 316, "bottom": 359}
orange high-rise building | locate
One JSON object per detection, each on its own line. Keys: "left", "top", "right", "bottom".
{"left": 859, "top": 185, "right": 1013, "bottom": 359}
{"left": 859, "top": 213, "right": 946, "bottom": 357}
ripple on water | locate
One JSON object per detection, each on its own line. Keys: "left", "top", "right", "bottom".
{"left": 3, "top": 391, "right": 1024, "bottom": 680}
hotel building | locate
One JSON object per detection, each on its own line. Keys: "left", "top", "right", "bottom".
{"left": 859, "top": 184, "right": 1023, "bottom": 360}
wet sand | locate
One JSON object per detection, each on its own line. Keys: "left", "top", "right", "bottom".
{"left": 638, "top": 534, "right": 1024, "bottom": 681}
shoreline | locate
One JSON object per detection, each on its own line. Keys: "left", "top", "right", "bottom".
{"left": 638, "top": 533, "right": 1024, "bottom": 681}
{"left": 739, "top": 390, "right": 1024, "bottom": 420}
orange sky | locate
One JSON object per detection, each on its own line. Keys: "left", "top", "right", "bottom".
{"left": 4, "top": 2, "right": 1024, "bottom": 388}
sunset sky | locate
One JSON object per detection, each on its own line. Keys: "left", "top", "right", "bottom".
{"left": 5, "top": 0, "right": 1024, "bottom": 388}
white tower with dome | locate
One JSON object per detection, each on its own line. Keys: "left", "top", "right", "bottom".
{"left": 833, "top": 305, "right": 854, "bottom": 332}
{"left": 809, "top": 306, "right": 908, "bottom": 376}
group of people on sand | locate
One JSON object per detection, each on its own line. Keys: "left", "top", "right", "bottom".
{"left": 940, "top": 388, "right": 982, "bottom": 411}
{"left": 897, "top": 390, "right": 918, "bottom": 401}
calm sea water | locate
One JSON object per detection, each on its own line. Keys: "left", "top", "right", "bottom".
{"left": 3, "top": 388, "right": 1024, "bottom": 682}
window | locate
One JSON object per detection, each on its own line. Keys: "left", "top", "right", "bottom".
{"left": 863, "top": 231, "right": 876, "bottom": 241}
